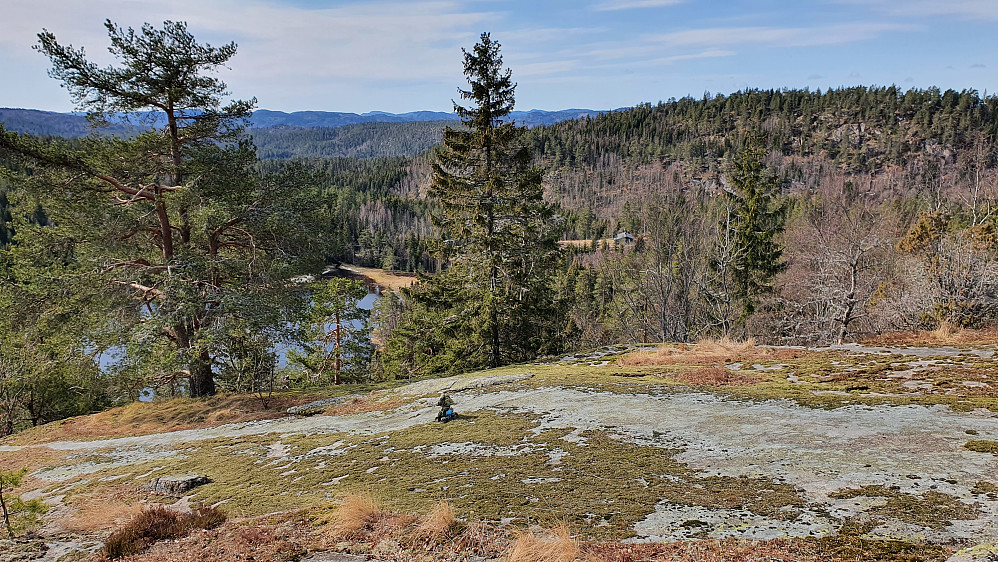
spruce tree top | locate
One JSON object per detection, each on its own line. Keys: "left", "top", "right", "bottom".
{"left": 455, "top": 32, "right": 515, "bottom": 130}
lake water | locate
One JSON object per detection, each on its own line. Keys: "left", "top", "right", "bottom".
{"left": 98, "top": 286, "right": 382, "bottom": 400}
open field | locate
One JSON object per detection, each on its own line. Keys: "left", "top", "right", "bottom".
{"left": 335, "top": 265, "right": 418, "bottom": 291}
{"left": 2, "top": 341, "right": 997, "bottom": 560}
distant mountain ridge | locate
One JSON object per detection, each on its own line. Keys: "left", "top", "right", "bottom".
{"left": 0, "top": 108, "right": 136, "bottom": 137}
{"left": 250, "top": 108, "right": 609, "bottom": 128}
{"left": 0, "top": 107, "right": 612, "bottom": 138}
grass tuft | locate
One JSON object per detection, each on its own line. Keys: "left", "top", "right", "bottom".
{"left": 332, "top": 493, "right": 383, "bottom": 536}
{"left": 416, "top": 500, "right": 458, "bottom": 541}
{"left": 618, "top": 337, "right": 800, "bottom": 367}
{"left": 675, "top": 366, "right": 762, "bottom": 386}
{"left": 506, "top": 522, "right": 579, "bottom": 562}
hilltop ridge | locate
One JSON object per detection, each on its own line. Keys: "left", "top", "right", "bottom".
{"left": 3, "top": 339, "right": 997, "bottom": 560}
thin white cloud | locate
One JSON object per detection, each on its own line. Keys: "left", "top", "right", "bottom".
{"left": 584, "top": 48, "right": 734, "bottom": 71}
{"left": 515, "top": 59, "right": 580, "bottom": 77}
{"left": 838, "top": 0, "right": 998, "bottom": 20}
{"left": 500, "top": 26, "right": 605, "bottom": 45}
{"left": 0, "top": 0, "right": 494, "bottom": 103}
{"left": 654, "top": 23, "right": 917, "bottom": 48}
{"left": 593, "top": 0, "right": 683, "bottom": 12}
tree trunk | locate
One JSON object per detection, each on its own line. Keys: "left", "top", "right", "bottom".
{"left": 1, "top": 484, "right": 12, "bottom": 539}
{"left": 189, "top": 349, "right": 215, "bottom": 397}
{"left": 334, "top": 310, "right": 342, "bottom": 384}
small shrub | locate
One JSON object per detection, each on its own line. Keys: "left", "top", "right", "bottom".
{"left": 184, "top": 505, "right": 227, "bottom": 531}
{"left": 506, "top": 523, "right": 578, "bottom": 562}
{"left": 1, "top": 468, "right": 48, "bottom": 538}
{"left": 101, "top": 504, "right": 227, "bottom": 559}
{"left": 103, "top": 506, "right": 181, "bottom": 559}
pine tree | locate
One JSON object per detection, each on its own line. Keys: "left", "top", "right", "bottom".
{"left": 289, "top": 278, "right": 373, "bottom": 385}
{"left": 1, "top": 21, "right": 327, "bottom": 398}
{"left": 726, "top": 138, "right": 788, "bottom": 326}
{"left": 0, "top": 186, "right": 12, "bottom": 247}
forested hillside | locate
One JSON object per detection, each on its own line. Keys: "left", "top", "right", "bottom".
{"left": 251, "top": 120, "right": 459, "bottom": 159}
{"left": 256, "top": 156, "right": 437, "bottom": 271}
{"left": 528, "top": 87, "right": 998, "bottom": 237}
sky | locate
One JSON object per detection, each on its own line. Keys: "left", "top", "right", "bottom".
{"left": 1, "top": 0, "right": 996, "bottom": 114}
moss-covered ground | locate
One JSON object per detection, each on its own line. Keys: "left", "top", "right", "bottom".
{"left": 5, "top": 341, "right": 997, "bottom": 560}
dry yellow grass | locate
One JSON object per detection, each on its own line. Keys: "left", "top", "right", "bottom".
{"left": 337, "top": 265, "right": 417, "bottom": 291}
{"left": 3, "top": 394, "right": 314, "bottom": 446}
{"left": 416, "top": 501, "right": 458, "bottom": 541}
{"left": 332, "top": 493, "right": 383, "bottom": 536}
{"left": 59, "top": 488, "right": 144, "bottom": 533}
{"left": 674, "top": 366, "right": 762, "bottom": 387}
{"left": 506, "top": 523, "right": 579, "bottom": 562}
{"left": 618, "top": 337, "right": 801, "bottom": 367}
{"left": 324, "top": 397, "right": 405, "bottom": 417}
{"left": 863, "top": 322, "right": 998, "bottom": 346}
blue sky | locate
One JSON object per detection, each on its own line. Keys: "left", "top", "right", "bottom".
{"left": 1, "top": 0, "right": 995, "bottom": 113}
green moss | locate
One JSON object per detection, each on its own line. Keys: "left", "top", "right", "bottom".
{"left": 22, "top": 342, "right": 998, "bottom": 547}
{"left": 38, "top": 410, "right": 808, "bottom": 541}
{"left": 964, "top": 440, "right": 998, "bottom": 454}
{"left": 971, "top": 481, "right": 998, "bottom": 498}
{"left": 829, "top": 485, "right": 978, "bottom": 529}
{"left": 509, "top": 350, "right": 998, "bottom": 413}
{"left": 809, "top": 534, "right": 951, "bottom": 561}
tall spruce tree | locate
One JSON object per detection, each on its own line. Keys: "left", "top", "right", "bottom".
{"left": 382, "top": 33, "right": 560, "bottom": 375}
{"left": 726, "top": 138, "right": 788, "bottom": 326}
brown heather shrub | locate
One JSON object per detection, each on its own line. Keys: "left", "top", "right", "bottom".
{"left": 675, "top": 367, "right": 762, "bottom": 387}
{"left": 183, "top": 504, "right": 227, "bottom": 530}
{"left": 101, "top": 505, "right": 226, "bottom": 560}
{"left": 506, "top": 523, "right": 579, "bottom": 562}
{"left": 332, "top": 493, "right": 382, "bottom": 536}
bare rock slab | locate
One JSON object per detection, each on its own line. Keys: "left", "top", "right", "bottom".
{"left": 147, "top": 474, "right": 211, "bottom": 495}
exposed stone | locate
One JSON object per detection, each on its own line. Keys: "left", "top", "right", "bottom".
{"left": 288, "top": 396, "right": 359, "bottom": 416}
{"left": 371, "top": 539, "right": 400, "bottom": 557}
{"left": 0, "top": 538, "right": 46, "bottom": 562}
{"left": 147, "top": 474, "right": 211, "bottom": 495}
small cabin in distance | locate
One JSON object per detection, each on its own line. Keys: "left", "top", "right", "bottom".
{"left": 614, "top": 231, "right": 635, "bottom": 245}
